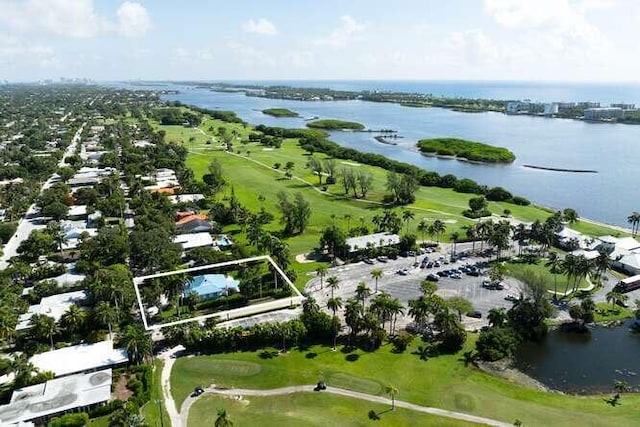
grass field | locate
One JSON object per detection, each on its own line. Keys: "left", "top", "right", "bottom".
{"left": 505, "top": 259, "right": 587, "bottom": 293}
{"left": 189, "top": 393, "right": 477, "bottom": 427}
{"left": 140, "top": 359, "right": 170, "bottom": 427}
{"left": 171, "top": 339, "right": 640, "bottom": 426}
{"left": 594, "top": 302, "right": 635, "bottom": 322}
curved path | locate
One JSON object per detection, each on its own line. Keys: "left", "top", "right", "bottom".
{"left": 179, "top": 384, "right": 512, "bottom": 427}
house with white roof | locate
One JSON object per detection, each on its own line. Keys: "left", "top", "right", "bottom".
{"left": 16, "top": 290, "right": 88, "bottom": 331}
{"left": 0, "top": 369, "right": 112, "bottom": 425}
{"left": 30, "top": 340, "right": 128, "bottom": 378}
{"left": 173, "top": 232, "right": 214, "bottom": 250}
{"left": 613, "top": 252, "right": 640, "bottom": 276}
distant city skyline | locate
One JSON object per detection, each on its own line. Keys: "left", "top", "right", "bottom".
{"left": 0, "top": 0, "right": 639, "bottom": 82}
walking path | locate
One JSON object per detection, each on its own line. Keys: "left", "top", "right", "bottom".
{"left": 158, "top": 345, "right": 184, "bottom": 427}
{"left": 179, "top": 384, "right": 512, "bottom": 427}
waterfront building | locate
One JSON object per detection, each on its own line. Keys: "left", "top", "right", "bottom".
{"left": 584, "top": 107, "right": 623, "bottom": 121}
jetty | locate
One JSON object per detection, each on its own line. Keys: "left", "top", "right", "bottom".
{"left": 523, "top": 164, "right": 598, "bottom": 173}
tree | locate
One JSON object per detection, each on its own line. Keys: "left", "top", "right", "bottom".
{"left": 468, "top": 196, "right": 488, "bottom": 213}
{"left": 31, "top": 314, "right": 58, "bottom": 350}
{"left": 606, "top": 291, "right": 628, "bottom": 309}
{"left": 315, "top": 265, "right": 328, "bottom": 289}
{"left": 60, "top": 304, "right": 86, "bottom": 334}
{"left": 385, "top": 384, "right": 399, "bottom": 411}
{"left": 203, "top": 159, "right": 226, "bottom": 195}
{"left": 450, "top": 231, "right": 460, "bottom": 257}
{"left": 447, "top": 296, "right": 473, "bottom": 321}
{"left": 327, "top": 276, "right": 340, "bottom": 299}
{"left": 417, "top": 219, "right": 429, "bottom": 243}
{"left": 355, "top": 281, "right": 372, "bottom": 310}
{"left": 627, "top": 212, "right": 640, "bottom": 237}
{"left": 120, "top": 324, "right": 152, "bottom": 364}
{"left": 370, "top": 268, "right": 383, "bottom": 293}
{"left": 356, "top": 170, "right": 374, "bottom": 198}
{"left": 93, "top": 301, "right": 117, "bottom": 339}
{"left": 545, "top": 251, "right": 564, "bottom": 298}
{"left": 319, "top": 225, "right": 348, "bottom": 259}
{"left": 562, "top": 208, "right": 579, "bottom": 224}
{"left": 292, "top": 193, "right": 312, "bottom": 234}
{"left": 401, "top": 209, "right": 415, "bottom": 234}
{"left": 215, "top": 408, "right": 234, "bottom": 427}
{"left": 41, "top": 201, "right": 69, "bottom": 221}
{"left": 327, "top": 296, "right": 343, "bottom": 317}
{"left": 308, "top": 156, "right": 324, "bottom": 185}
{"left": 344, "top": 297, "right": 363, "bottom": 343}
{"left": 432, "top": 220, "right": 446, "bottom": 242}
{"left": 487, "top": 308, "right": 507, "bottom": 328}
{"left": 476, "top": 327, "right": 519, "bottom": 361}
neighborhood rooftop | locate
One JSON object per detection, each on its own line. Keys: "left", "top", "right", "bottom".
{"left": 29, "top": 340, "right": 128, "bottom": 378}
{"left": 16, "top": 290, "right": 88, "bottom": 331}
{"left": 0, "top": 369, "right": 112, "bottom": 425}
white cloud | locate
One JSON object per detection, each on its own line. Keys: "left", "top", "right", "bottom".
{"left": 316, "top": 15, "right": 366, "bottom": 47}
{"left": 117, "top": 2, "right": 152, "bottom": 37}
{"left": 226, "top": 41, "right": 276, "bottom": 67}
{"left": 0, "top": 0, "right": 150, "bottom": 38}
{"left": 242, "top": 18, "right": 277, "bottom": 36}
{"left": 0, "top": 35, "right": 58, "bottom": 68}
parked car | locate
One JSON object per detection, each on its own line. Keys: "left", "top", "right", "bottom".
{"left": 363, "top": 258, "right": 374, "bottom": 265}
{"left": 377, "top": 256, "right": 388, "bottom": 263}
{"left": 466, "top": 311, "right": 482, "bottom": 319}
{"left": 426, "top": 273, "right": 439, "bottom": 282}
{"left": 504, "top": 294, "right": 519, "bottom": 302}
{"left": 450, "top": 273, "right": 462, "bottom": 279}
{"left": 314, "top": 381, "right": 327, "bottom": 391}
{"left": 191, "top": 386, "right": 205, "bottom": 397}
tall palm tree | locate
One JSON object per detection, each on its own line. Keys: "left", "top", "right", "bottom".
{"left": 434, "top": 310, "right": 458, "bottom": 334}
{"left": 370, "top": 268, "right": 383, "bottom": 294}
{"left": 0, "top": 306, "right": 17, "bottom": 344}
{"left": 93, "top": 301, "right": 117, "bottom": 340}
{"left": 344, "top": 297, "right": 363, "bottom": 343}
{"left": 627, "top": 212, "right": 640, "bottom": 236}
{"left": 60, "top": 304, "right": 86, "bottom": 334}
{"left": 594, "top": 252, "right": 611, "bottom": 284}
{"left": 355, "top": 281, "right": 371, "bottom": 310}
{"left": 408, "top": 297, "right": 429, "bottom": 330}
{"left": 417, "top": 219, "right": 429, "bottom": 244}
{"left": 476, "top": 220, "right": 494, "bottom": 252}
{"left": 385, "top": 384, "right": 399, "bottom": 411}
{"left": 120, "top": 324, "right": 153, "bottom": 364}
{"left": 450, "top": 231, "right": 460, "bottom": 257}
{"left": 315, "top": 265, "right": 328, "bottom": 289}
{"left": 31, "top": 314, "right": 58, "bottom": 351}
{"left": 343, "top": 213, "right": 352, "bottom": 232}
{"left": 545, "top": 252, "right": 564, "bottom": 298}
{"left": 327, "top": 297, "right": 343, "bottom": 317}
{"left": 432, "top": 220, "right": 446, "bottom": 242}
{"left": 401, "top": 210, "right": 415, "bottom": 235}
{"left": 215, "top": 408, "right": 234, "bottom": 427}
{"left": 387, "top": 298, "right": 405, "bottom": 335}
{"left": 7, "top": 353, "right": 38, "bottom": 387}
{"left": 512, "top": 223, "right": 528, "bottom": 256}
{"left": 464, "top": 225, "right": 478, "bottom": 253}
{"left": 326, "top": 276, "right": 340, "bottom": 299}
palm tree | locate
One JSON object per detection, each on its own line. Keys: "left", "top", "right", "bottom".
{"left": 315, "top": 265, "right": 328, "bottom": 289}
{"left": 434, "top": 310, "right": 458, "bottom": 334}
{"left": 432, "top": 219, "right": 446, "bottom": 242}
{"left": 343, "top": 213, "right": 352, "bottom": 232}
{"left": 401, "top": 209, "right": 415, "bottom": 234}
{"left": 408, "top": 297, "right": 429, "bottom": 330}
{"left": 0, "top": 306, "right": 17, "bottom": 344}
{"left": 215, "top": 408, "right": 234, "bottom": 427}
{"left": 327, "top": 297, "right": 343, "bottom": 317}
{"left": 594, "top": 252, "right": 611, "bottom": 284}
{"left": 31, "top": 314, "right": 58, "bottom": 351}
{"left": 606, "top": 291, "right": 627, "bottom": 310}
{"left": 93, "top": 301, "right": 117, "bottom": 340}
{"left": 545, "top": 251, "right": 564, "bottom": 298}
{"left": 512, "top": 223, "right": 528, "bottom": 256}
{"left": 385, "top": 384, "right": 399, "bottom": 411}
{"left": 370, "top": 268, "right": 383, "bottom": 293}
{"left": 464, "top": 225, "right": 478, "bottom": 253}
{"left": 344, "top": 297, "right": 363, "bottom": 343}
{"left": 120, "top": 324, "right": 153, "bottom": 364}
{"left": 417, "top": 219, "right": 429, "bottom": 243}
{"left": 355, "top": 281, "right": 371, "bottom": 310}
{"left": 60, "top": 304, "right": 86, "bottom": 334}
{"left": 387, "top": 298, "right": 405, "bottom": 335}
{"left": 450, "top": 231, "right": 460, "bottom": 257}
{"left": 326, "top": 276, "right": 340, "bottom": 299}
{"left": 7, "top": 353, "right": 38, "bottom": 387}
{"left": 627, "top": 212, "right": 640, "bottom": 236}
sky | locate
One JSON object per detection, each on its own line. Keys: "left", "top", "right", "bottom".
{"left": 1, "top": 0, "right": 639, "bottom": 82}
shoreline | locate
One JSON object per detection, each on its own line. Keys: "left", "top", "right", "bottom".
{"left": 419, "top": 151, "right": 513, "bottom": 165}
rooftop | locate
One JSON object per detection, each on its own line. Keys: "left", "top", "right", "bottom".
{"left": 30, "top": 340, "right": 128, "bottom": 377}
{"left": 0, "top": 369, "right": 112, "bottom": 424}
{"left": 16, "top": 291, "right": 88, "bottom": 331}
{"left": 173, "top": 232, "right": 214, "bottom": 250}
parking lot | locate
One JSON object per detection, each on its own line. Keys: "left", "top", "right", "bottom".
{"left": 305, "top": 245, "right": 525, "bottom": 330}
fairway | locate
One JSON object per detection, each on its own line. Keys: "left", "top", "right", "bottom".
{"left": 171, "top": 340, "right": 640, "bottom": 427}
{"left": 189, "top": 393, "right": 477, "bottom": 427}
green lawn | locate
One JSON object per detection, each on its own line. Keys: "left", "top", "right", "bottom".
{"left": 505, "top": 259, "right": 587, "bottom": 293}
{"left": 189, "top": 392, "right": 476, "bottom": 427}
{"left": 594, "top": 303, "right": 634, "bottom": 322}
{"left": 140, "top": 359, "right": 170, "bottom": 427}
{"left": 170, "top": 339, "right": 640, "bottom": 426}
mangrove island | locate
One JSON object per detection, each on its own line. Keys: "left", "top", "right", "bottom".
{"left": 417, "top": 137, "right": 516, "bottom": 164}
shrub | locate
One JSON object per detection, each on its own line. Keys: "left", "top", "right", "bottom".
{"left": 511, "top": 196, "right": 531, "bottom": 206}
{"left": 392, "top": 331, "right": 415, "bottom": 352}
{"left": 48, "top": 412, "right": 89, "bottom": 427}
{"left": 476, "top": 327, "right": 519, "bottom": 361}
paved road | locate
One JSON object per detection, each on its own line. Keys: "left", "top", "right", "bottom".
{"left": 305, "top": 246, "right": 524, "bottom": 330}
{"left": 0, "top": 122, "right": 85, "bottom": 269}
{"left": 181, "top": 384, "right": 512, "bottom": 427}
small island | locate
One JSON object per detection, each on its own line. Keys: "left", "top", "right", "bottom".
{"left": 417, "top": 137, "right": 516, "bottom": 164}
{"left": 262, "top": 108, "right": 299, "bottom": 117}
{"left": 307, "top": 119, "right": 365, "bottom": 131}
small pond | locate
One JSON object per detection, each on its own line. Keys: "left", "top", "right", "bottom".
{"left": 514, "top": 320, "right": 640, "bottom": 394}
